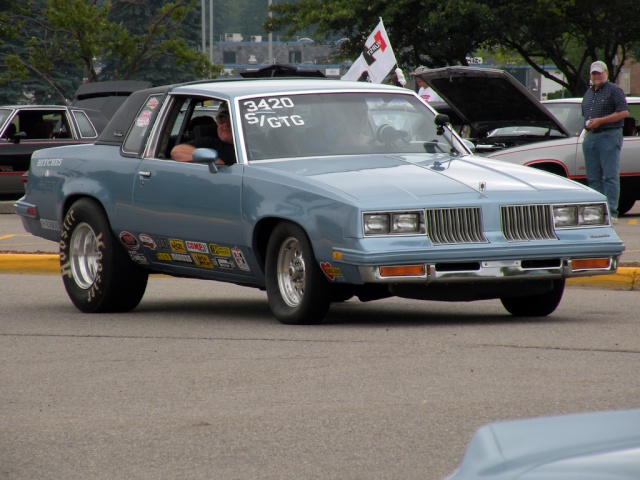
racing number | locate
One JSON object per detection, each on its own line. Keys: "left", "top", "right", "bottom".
{"left": 243, "top": 97, "right": 305, "bottom": 128}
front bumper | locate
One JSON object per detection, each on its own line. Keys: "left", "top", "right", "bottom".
{"left": 358, "top": 256, "right": 619, "bottom": 284}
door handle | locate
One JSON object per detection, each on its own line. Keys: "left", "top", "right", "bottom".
{"left": 138, "top": 171, "right": 151, "bottom": 178}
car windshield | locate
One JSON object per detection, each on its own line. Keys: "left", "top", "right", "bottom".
{"left": 239, "top": 92, "right": 459, "bottom": 160}
{"left": 543, "top": 102, "right": 585, "bottom": 136}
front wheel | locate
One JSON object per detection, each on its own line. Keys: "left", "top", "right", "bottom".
{"left": 500, "top": 279, "right": 565, "bottom": 317}
{"left": 60, "top": 198, "right": 148, "bottom": 313}
{"left": 265, "top": 222, "right": 331, "bottom": 324}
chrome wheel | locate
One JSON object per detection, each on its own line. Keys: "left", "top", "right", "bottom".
{"left": 69, "top": 222, "right": 100, "bottom": 289}
{"left": 266, "top": 222, "right": 331, "bottom": 324}
{"left": 276, "top": 236, "right": 306, "bottom": 307}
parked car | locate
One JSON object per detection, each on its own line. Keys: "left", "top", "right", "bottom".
{"left": 445, "top": 409, "right": 640, "bottom": 479}
{"left": 0, "top": 105, "right": 109, "bottom": 195}
{"left": 15, "top": 79, "right": 623, "bottom": 324}
{"left": 419, "top": 67, "right": 640, "bottom": 215}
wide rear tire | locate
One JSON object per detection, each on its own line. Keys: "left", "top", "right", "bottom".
{"left": 59, "top": 198, "right": 148, "bottom": 313}
{"left": 500, "top": 279, "right": 565, "bottom": 317}
{"left": 265, "top": 222, "right": 331, "bottom": 324}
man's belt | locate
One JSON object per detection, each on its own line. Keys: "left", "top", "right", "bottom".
{"left": 589, "top": 127, "right": 621, "bottom": 134}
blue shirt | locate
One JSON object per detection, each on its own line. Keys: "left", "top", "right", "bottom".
{"left": 581, "top": 81, "right": 628, "bottom": 129}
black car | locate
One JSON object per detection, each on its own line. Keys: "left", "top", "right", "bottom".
{"left": 0, "top": 105, "right": 110, "bottom": 195}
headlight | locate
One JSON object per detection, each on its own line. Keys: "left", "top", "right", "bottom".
{"left": 393, "top": 213, "right": 421, "bottom": 233}
{"left": 363, "top": 214, "right": 390, "bottom": 234}
{"left": 554, "top": 203, "right": 606, "bottom": 228}
{"left": 579, "top": 204, "right": 605, "bottom": 224}
{"left": 363, "top": 211, "right": 424, "bottom": 236}
{"left": 553, "top": 205, "right": 578, "bottom": 227}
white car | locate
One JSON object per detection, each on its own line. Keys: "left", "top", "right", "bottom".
{"left": 420, "top": 67, "right": 640, "bottom": 215}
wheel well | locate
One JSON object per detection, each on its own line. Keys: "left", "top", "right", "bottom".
{"left": 253, "top": 218, "right": 306, "bottom": 271}
{"left": 62, "top": 195, "right": 106, "bottom": 221}
{"left": 529, "top": 162, "right": 567, "bottom": 177}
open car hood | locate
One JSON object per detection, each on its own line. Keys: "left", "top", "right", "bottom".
{"left": 416, "top": 67, "right": 571, "bottom": 137}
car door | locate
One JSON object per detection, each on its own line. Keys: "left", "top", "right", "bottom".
{"left": 130, "top": 95, "right": 254, "bottom": 280}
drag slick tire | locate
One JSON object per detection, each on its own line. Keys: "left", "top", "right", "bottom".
{"left": 500, "top": 279, "right": 565, "bottom": 317}
{"left": 59, "top": 198, "right": 148, "bottom": 313}
{"left": 265, "top": 222, "right": 331, "bottom": 325}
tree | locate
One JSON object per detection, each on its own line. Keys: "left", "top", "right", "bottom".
{"left": 0, "top": 0, "right": 223, "bottom": 104}
{"left": 264, "top": 0, "right": 492, "bottom": 69}
{"left": 484, "top": 0, "right": 640, "bottom": 96}
{"left": 264, "top": 0, "right": 640, "bottom": 96}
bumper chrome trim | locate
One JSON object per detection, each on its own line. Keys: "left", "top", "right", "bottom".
{"left": 358, "top": 256, "right": 619, "bottom": 284}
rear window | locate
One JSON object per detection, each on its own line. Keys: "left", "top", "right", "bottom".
{"left": 122, "top": 94, "right": 162, "bottom": 154}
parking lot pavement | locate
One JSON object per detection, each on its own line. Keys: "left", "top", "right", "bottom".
{"left": 1, "top": 199, "right": 639, "bottom": 290}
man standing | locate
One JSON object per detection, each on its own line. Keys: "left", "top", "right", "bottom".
{"left": 581, "top": 60, "right": 629, "bottom": 223}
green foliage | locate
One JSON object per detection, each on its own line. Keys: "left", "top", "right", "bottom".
{"left": 265, "top": 0, "right": 640, "bottom": 96}
{"left": 0, "top": 0, "right": 223, "bottom": 104}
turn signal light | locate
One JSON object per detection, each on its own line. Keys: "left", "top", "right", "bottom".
{"left": 379, "top": 265, "right": 426, "bottom": 277}
{"left": 572, "top": 258, "right": 611, "bottom": 270}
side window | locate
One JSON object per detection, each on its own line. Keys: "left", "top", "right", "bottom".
{"left": 72, "top": 111, "right": 98, "bottom": 138}
{"left": 19, "top": 111, "right": 65, "bottom": 139}
{"left": 155, "top": 96, "right": 223, "bottom": 160}
{"left": 122, "top": 94, "right": 163, "bottom": 154}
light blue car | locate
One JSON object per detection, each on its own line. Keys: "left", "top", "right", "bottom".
{"left": 445, "top": 409, "right": 640, "bottom": 479}
{"left": 15, "top": 78, "right": 624, "bottom": 324}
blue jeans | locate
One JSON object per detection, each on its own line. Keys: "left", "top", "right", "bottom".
{"left": 582, "top": 128, "right": 623, "bottom": 218}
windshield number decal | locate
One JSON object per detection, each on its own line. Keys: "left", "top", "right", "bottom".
{"left": 244, "top": 97, "right": 295, "bottom": 112}
{"left": 243, "top": 97, "right": 305, "bottom": 129}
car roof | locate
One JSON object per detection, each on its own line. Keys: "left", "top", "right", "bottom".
{"left": 416, "top": 66, "right": 571, "bottom": 136}
{"left": 96, "top": 79, "right": 413, "bottom": 147}
{"left": 169, "top": 77, "right": 408, "bottom": 99}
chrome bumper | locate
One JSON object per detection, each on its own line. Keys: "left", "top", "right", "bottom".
{"left": 358, "top": 257, "right": 619, "bottom": 284}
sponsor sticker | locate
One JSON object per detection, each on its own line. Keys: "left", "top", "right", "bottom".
{"left": 215, "top": 258, "right": 234, "bottom": 269}
{"left": 186, "top": 241, "right": 208, "bottom": 253}
{"left": 170, "top": 239, "right": 187, "bottom": 253}
{"left": 119, "top": 231, "right": 139, "bottom": 250}
{"left": 147, "top": 97, "right": 159, "bottom": 109}
{"left": 129, "top": 251, "right": 149, "bottom": 265}
{"left": 209, "top": 244, "right": 231, "bottom": 257}
{"left": 156, "top": 252, "right": 172, "bottom": 261}
{"left": 232, "top": 247, "right": 250, "bottom": 271}
{"left": 139, "top": 233, "right": 157, "bottom": 250}
{"left": 191, "top": 253, "right": 214, "bottom": 268}
{"left": 170, "top": 252, "right": 193, "bottom": 263}
{"left": 155, "top": 237, "right": 171, "bottom": 250}
{"left": 320, "top": 262, "right": 343, "bottom": 281}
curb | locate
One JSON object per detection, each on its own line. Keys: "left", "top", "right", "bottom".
{"left": 0, "top": 254, "right": 638, "bottom": 290}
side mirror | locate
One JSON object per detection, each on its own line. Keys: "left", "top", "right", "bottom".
{"left": 192, "top": 148, "right": 219, "bottom": 174}
{"left": 434, "top": 114, "right": 450, "bottom": 135}
{"left": 12, "top": 131, "right": 27, "bottom": 144}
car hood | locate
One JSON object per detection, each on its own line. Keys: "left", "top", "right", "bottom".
{"left": 416, "top": 67, "right": 571, "bottom": 137}
{"left": 257, "top": 154, "right": 587, "bottom": 202}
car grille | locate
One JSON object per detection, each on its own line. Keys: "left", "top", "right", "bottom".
{"left": 501, "top": 205, "right": 557, "bottom": 241}
{"left": 426, "top": 207, "right": 488, "bottom": 245}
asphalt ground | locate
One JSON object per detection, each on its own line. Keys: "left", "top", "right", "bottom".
{"left": 1, "top": 198, "right": 639, "bottom": 290}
